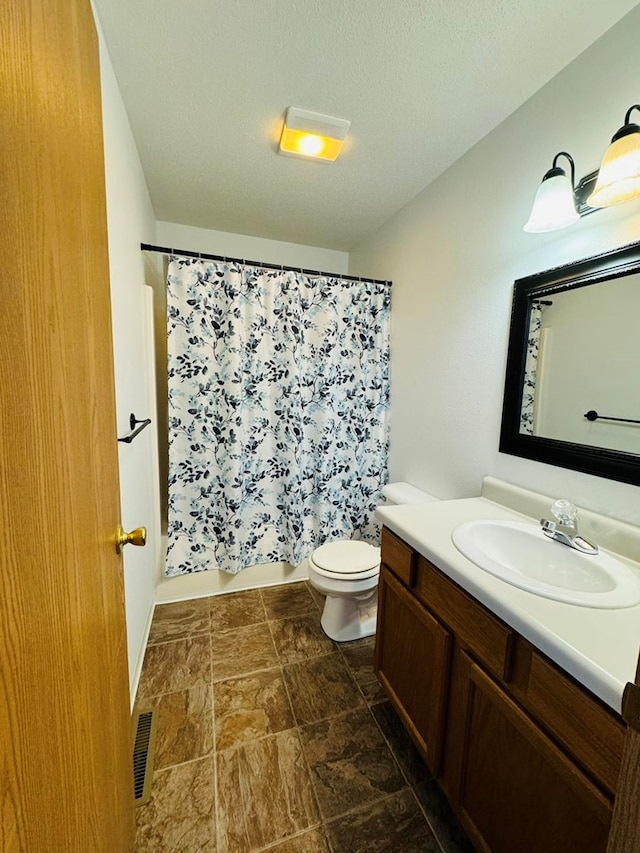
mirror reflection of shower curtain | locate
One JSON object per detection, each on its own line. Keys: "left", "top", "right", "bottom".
{"left": 532, "top": 327, "right": 550, "bottom": 433}
{"left": 520, "top": 303, "right": 546, "bottom": 435}
{"left": 165, "top": 256, "right": 391, "bottom": 576}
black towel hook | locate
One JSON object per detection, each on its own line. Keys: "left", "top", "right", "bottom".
{"left": 118, "top": 413, "right": 152, "bottom": 444}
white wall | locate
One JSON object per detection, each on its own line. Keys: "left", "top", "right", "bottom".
{"left": 95, "top": 10, "right": 161, "bottom": 703}
{"left": 156, "top": 221, "right": 349, "bottom": 274}
{"left": 349, "top": 6, "right": 640, "bottom": 527}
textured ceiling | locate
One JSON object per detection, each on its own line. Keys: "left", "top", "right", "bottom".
{"left": 94, "top": 0, "right": 638, "bottom": 251}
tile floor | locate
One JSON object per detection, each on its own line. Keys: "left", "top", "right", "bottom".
{"left": 135, "top": 581, "right": 474, "bottom": 853}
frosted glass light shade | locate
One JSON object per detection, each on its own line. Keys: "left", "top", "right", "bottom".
{"left": 279, "top": 128, "right": 345, "bottom": 162}
{"left": 587, "top": 132, "right": 640, "bottom": 207}
{"left": 523, "top": 173, "right": 580, "bottom": 233}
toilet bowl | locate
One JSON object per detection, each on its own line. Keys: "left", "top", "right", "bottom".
{"left": 307, "top": 482, "right": 438, "bottom": 642}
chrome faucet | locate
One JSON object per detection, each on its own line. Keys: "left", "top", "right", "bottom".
{"left": 540, "top": 499, "right": 599, "bottom": 555}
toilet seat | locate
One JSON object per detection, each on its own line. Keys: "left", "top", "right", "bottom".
{"left": 310, "top": 540, "right": 380, "bottom": 581}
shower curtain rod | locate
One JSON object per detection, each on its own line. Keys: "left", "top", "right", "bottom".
{"left": 140, "top": 243, "right": 392, "bottom": 286}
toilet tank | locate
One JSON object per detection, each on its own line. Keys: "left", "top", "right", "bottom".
{"left": 381, "top": 482, "right": 439, "bottom": 506}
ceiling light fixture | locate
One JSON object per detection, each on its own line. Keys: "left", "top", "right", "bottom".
{"left": 587, "top": 104, "right": 640, "bottom": 207}
{"left": 279, "top": 107, "right": 350, "bottom": 163}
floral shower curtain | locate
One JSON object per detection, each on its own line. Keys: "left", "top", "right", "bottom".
{"left": 166, "top": 256, "right": 391, "bottom": 576}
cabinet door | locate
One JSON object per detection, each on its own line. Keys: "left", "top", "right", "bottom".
{"left": 374, "top": 566, "right": 451, "bottom": 774}
{"left": 456, "top": 654, "right": 612, "bottom": 853}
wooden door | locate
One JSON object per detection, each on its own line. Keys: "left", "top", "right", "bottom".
{"left": 0, "top": 1, "right": 135, "bottom": 851}
{"left": 375, "top": 566, "right": 451, "bottom": 773}
{"left": 608, "top": 659, "right": 640, "bottom": 852}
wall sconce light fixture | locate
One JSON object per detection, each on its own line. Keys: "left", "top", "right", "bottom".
{"left": 524, "top": 103, "right": 640, "bottom": 234}
{"left": 279, "top": 107, "right": 350, "bottom": 163}
{"left": 524, "top": 152, "right": 585, "bottom": 233}
{"left": 587, "top": 105, "right": 640, "bottom": 207}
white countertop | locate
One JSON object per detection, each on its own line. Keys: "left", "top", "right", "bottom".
{"left": 376, "top": 496, "right": 640, "bottom": 713}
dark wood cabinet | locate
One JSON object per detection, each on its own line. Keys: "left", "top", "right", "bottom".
{"left": 374, "top": 526, "right": 626, "bottom": 853}
{"left": 375, "top": 566, "right": 451, "bottom": 773}
{"left": 455, "top": 654, "right": 611, "bottom": 853}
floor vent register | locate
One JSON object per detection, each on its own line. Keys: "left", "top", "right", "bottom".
{"left": 132, "top": 708, "right": 157, "bottom": 805}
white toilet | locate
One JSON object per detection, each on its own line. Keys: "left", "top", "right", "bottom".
{"left": 308, "top": 482, "right": 438, "bottom": 642}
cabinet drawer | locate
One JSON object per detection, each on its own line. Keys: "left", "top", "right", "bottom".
{"left": 381, "top": 527, "right": 415, "bottom": 586}
{"left": 414, "top": 556, "right": 513, "bottom": 679}
{"left": 526, "top": 652, "right": 625, "bottom": 795}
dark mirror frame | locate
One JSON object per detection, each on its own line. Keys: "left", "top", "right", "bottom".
{"left": 499, "top": 239, "right": 640, "bottom": 487}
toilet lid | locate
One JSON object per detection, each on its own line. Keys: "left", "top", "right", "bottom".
{"left": 312, "top": 540, "right": 380, "bottom": 575}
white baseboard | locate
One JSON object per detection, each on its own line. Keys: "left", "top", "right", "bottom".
{"left": 129, "top": 600, "right": 155, "bottom": 711}
{"left": 155, "top": 558, "right": 310, "bottom": 604}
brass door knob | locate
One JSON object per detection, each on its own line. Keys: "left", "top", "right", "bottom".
{"left": 116, "top": 525, "right": 147, "bottom": 554}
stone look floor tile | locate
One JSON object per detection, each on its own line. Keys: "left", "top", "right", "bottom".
{"left": 283, "top": 653, "right": 364, "bottom": 726}
{"left": 214, "top": 667, "right": 295, "bottom": 751}
{"left": 299, "top": 707, "right": 406, "bottom": 820}
{"left": 216, "top": 729, "right": 319, "bottom": 853}
{"left": 135, "top": 756, "right": 216, "bottom": 852}
{"left": 210, "top": 589, "right": 266, "bottom": 633}
{"left": 339, "top": 637, "right": 387, "bottom": 705}
{"left": 265, "top": 827, "right": 330, "bottom": 853}
{"left": 371, "top": 700, "right": 431, "bottom": 787}
{"left": 210, "top": 622, "right": 279, "bottom": 682}
{"left": 137, "top": 634, "right": 211, "bottom": 699}
{"left": 269, "top": 612, "right": 335, "bottom": 665}
{"left": 325, "top": 789, "right": 440, "bottom": 853}
{"left": 148, "top": 684, "right": 213, "bottom": 770}
{"left": 148, "top": 598, "right": 211, "bottom": 644}
{"left": 134, "top": 583, "right": 473, "bottom": 852}
{"left": 413, "top": 779, "right": 476, "bottom": 853}
{"left": 305, "top": 581, "right": 326, "bottom": 612}
{"left": 261, "top": 582, "right": 317, "bottom": 620}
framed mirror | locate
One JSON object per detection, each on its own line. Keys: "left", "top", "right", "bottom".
{"left": 499, "top": 240, "right": 640, "bottom": 486}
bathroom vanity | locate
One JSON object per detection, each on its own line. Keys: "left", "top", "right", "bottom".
{"left": 374, "top": 481, "right": 640, "bottom": 853}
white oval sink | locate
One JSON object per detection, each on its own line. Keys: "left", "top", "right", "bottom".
{"left": 451, "top": 520, "right": 640, "bottom": 608}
